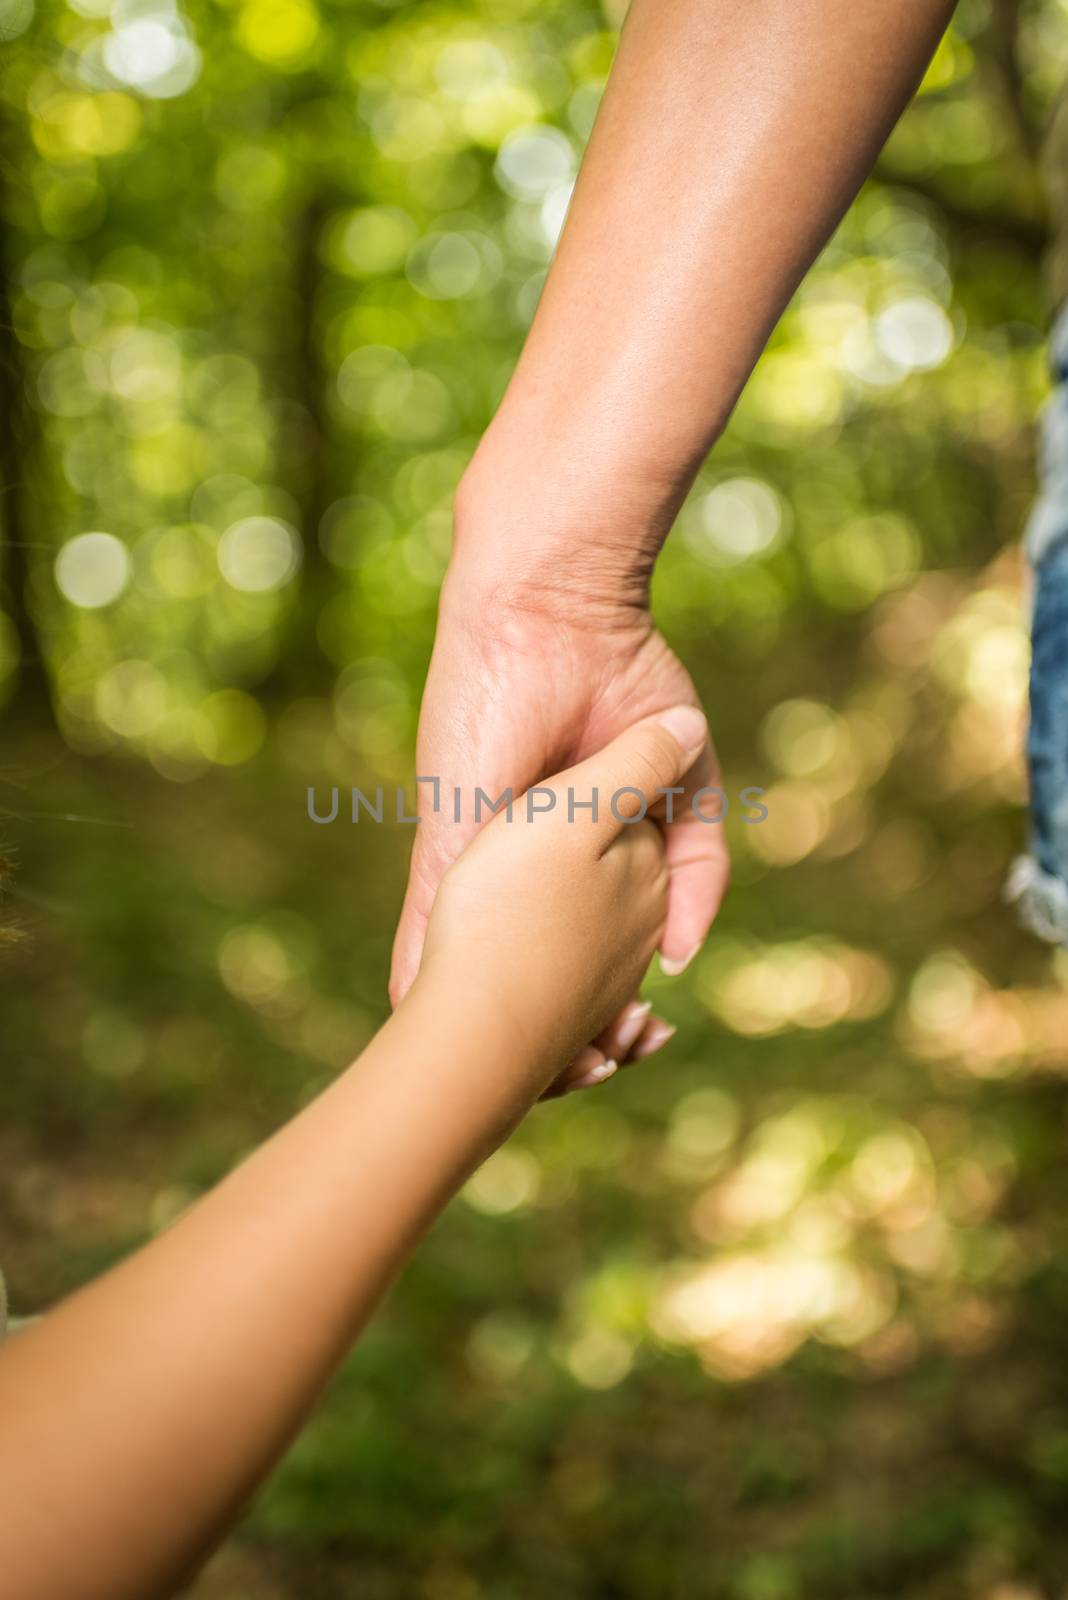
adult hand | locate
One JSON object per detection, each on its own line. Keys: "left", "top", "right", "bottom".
{"left": 389, "top": 525, "right": 730, "bottom": 1067}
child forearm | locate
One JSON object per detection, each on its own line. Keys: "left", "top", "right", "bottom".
{"left": 0, "top": 972, "right": 530, "bottom": 1600}
{"left": 0, "top": 707, "right": 696, "bottom": 1599}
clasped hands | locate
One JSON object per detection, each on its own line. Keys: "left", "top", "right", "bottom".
{"left": 390, "top": 476, "right": 730, "bottom": 1099}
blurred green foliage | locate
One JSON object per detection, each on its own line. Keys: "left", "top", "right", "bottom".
{"left": 5, "top": 0, "right": 1068, "bottom": 1595}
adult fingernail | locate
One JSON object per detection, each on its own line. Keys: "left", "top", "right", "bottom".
{"left": 631, "top": 1020, "right": 676, "bottom": 1060}
{"left": 656, "top": 706, "right": 707, "bottom": 758}
{"left": 614, "top": 1000, "right": 652, "bottom": 1056}
{"left": 660, "top": 944, "right": 700, "bottom": 977}
{"left": 572, "top": 1044, "right": 607, "bottom": 1077}
{"left": 566, "top": 1059, "right": 618, "bottom": 1093}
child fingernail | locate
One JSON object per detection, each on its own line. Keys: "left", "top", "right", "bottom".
{"left": 631, "top": 1020, "right": 676, "bottom": 1059}
{"left": 566, "top": 1059, "right": 618, "bottom": 1093}
{"left": 656, "top": 706, "right": 707, "bottom": 757}
{"left": 615, "top": 1000, "right": 652, "bottom": 1056}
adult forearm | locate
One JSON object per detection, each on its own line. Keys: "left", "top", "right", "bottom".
{"left": 457, "top": 0, "right": 955, "bottom": 590}
{"left": 0, "top": 975, "right": 525, "bottom": 1600}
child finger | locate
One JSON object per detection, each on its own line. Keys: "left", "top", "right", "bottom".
{"left": 552, "top": 707, "right": 708, "bottom": 843}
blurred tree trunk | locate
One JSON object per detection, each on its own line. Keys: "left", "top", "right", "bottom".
{"left": 0, "top": 150, "right": 51, "bottom": 723}
{"left": 260, "top": 187, "right": 337, "bottom": 702}
{"left": 293, "top": 189, "right": 332, "bottom": 583}
{"left": 986, "top": 0, "right": 1042, "bottom": 163}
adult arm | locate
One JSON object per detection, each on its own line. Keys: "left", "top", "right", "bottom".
{"left": 460, "top": 0, "right": 957, "bottom": 571}
{"left": 391, "top": 0, "right": 956, "bottom": 1009}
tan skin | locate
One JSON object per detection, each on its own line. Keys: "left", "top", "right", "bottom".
{"left": 1, "top": 2, "right": 958, "bottom": 1591}
{"left": 0, "top": 709, "right": 704, "bottom": 1600}
{"left": 391, "top": 0, "right": 958, "bottom": 1068}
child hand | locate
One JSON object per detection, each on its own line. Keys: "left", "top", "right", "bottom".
{"left": 418, "top": 706, "right": 709, "bottom": 1100}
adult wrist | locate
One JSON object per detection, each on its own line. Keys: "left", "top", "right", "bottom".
{"left": 449, "top": 446, "right": 666, "bottom": 626}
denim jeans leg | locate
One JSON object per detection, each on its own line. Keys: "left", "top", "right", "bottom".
{"left": 1007, "top": 305, "right": 1068, "bottom": 942}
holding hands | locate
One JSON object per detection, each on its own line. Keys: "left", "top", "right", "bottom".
{"left": 389, "top": 522, "right": 731, "bottom": 1085}
{"left": 420, "top": 703, "right": 711, "bottom": 1098}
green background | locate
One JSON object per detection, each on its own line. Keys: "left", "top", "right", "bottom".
{"left": 3, "top": 0, "right": 1068, "bottom": 1594}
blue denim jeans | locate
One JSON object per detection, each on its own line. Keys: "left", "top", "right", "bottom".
{"left": 1007, "top": 307, "right": 1068, "bottom": 942}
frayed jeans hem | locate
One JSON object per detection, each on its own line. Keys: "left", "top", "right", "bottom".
{"left": 1006, "top": 854, "right": 1068, "bottom": 945}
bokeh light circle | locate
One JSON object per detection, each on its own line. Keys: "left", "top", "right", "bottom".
{"left": 495, "top": 125, "right": 575, "bottom": 201}
{"left": 217, "top": 516, "right": 301, "bottom": 593}
{"left": 55, "top": 532, "right": 131, "bottom": 608}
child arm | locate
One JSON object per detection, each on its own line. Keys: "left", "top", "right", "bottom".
{"left": 0, "top": 707, "right": 704, "bottom": 1600}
